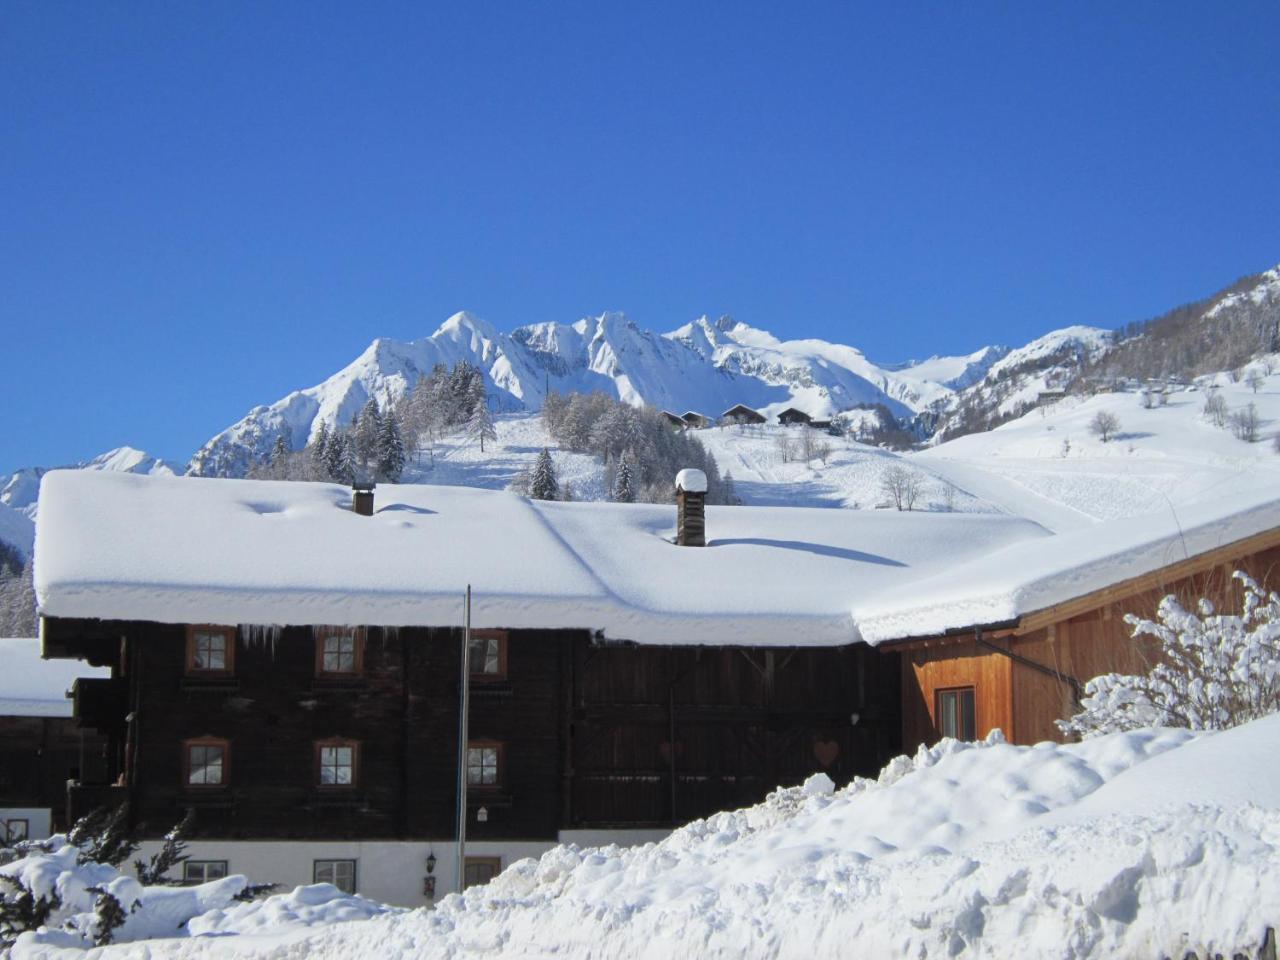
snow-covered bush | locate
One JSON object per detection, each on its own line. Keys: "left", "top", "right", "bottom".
{"left": 1060, "top": 571, "right": 1280, "bottom": 737}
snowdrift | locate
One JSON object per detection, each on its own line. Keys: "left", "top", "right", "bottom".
{"left": 15, "top": 715, "right": 1280, "bottom": 959}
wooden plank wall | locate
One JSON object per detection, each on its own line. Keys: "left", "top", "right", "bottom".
{"left": 900, "top": 540, "right": 1280, "bottom": 751}
{"left": 900, "top": 639, "right": 1013, "bottom": 748}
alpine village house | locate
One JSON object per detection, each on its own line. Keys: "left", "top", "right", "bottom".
{"left": 29, "top": 467, "right": 1280, "bottom": 905}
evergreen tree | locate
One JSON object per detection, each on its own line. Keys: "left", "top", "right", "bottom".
{"left": 335, "top": 434, "right": 358, "bottom": 485}
{"left": 310, "top": 421, "right": 330, "bottom": 476}
{"left": 722, "top": 470, "right": 740, "bottom": 506}
{"left": 528, "top": 448, "right": 560, "bottom": 501}
{"left": 269, "top": 432, "right": 291, "bottom": 479}
{"left": 355, "top": 399, "right": 384, "bottom": 466}
{"left": 466, "top": 392, "right": 497, "bottom": 452}
{"left": 376, "top": 411, "right": 406, "bottom": 482}
{"left": 612, "top": 455, "right": 635, "bottom": 503}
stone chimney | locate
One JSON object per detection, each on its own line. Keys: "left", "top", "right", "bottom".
{"left": 675, "top": 469, "right": 707, "bottom": 547}
{"left": 352, "top": 481, "right": 376, "bottom": 516}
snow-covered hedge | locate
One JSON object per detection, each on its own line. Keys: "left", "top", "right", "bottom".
{"left": 1061, "top": 570, "right": 1280, "bottom": 737}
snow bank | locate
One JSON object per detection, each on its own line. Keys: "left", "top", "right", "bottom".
{"left": 2, "top": 842, "right": 397, "bottom": 954}
{"left": 28, "top": 716, "right": 1280, "bottom": 959}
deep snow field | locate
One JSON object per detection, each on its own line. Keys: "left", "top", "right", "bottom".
{"left": 388, "top": 358, "right": 1280, "bottom": 536}
{"left": 10, "top": 715, "right": 1280, "bottom": 959}
{"left": 917, "top": 361, "right": 1280, "bottom": 533}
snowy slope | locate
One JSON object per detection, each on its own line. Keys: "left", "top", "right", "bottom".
{"left": 1, "top": 446, "right": 177, "bottom": 524}
{"left": 916, "top": 356, "right": 1280, "bottom": 533}
{"left": 34, "top": 715, "right": 1280, "bottom": 960}
{"left": 190, "top": 311, "right": 1018, "bottom": 477}
{"left": 0, "top": 501, "right": 35, "bottom": 559}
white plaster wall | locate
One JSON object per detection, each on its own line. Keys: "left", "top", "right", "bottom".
{"left": 133, "top": 829, "right": 671, "bottom": 908}
{"left": 1, "top": 808, "right": 52, "bottom": 842}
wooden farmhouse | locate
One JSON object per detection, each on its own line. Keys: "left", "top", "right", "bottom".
{"left": 31, "top": 468, "right": 1280, "bottom": 905}
{"left": 679, "top": 411, "right": 713, "bottom": 429}
{"left": 0, "top": 638, "right": 108, "bottom": 840}
{"left": 720, "top": 404, "right": 766, "bottom": 425}
{"left": 776, "top": 408, "right": 813, "bottom": 426}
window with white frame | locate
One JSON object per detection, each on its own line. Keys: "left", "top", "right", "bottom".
{"left": 314, "top": 858, "right": 356, "bottom": 894}
{"left": 183, "top": 860, "right": 228, "bottom": 884}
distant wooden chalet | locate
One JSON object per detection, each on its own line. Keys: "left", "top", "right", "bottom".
{"left": 720, "top": 404, "right": 765, "bottom": 425}
{"left": 32, "top": 469, "right": 1280, "bottom": 905}
{"left": 660, "top": 411, "right": 687, "bottom": 430}
{"left": 0, "top": 639, "right": 109, "bottom": 840}
{"left": 776, "top": 408, "right": 812, "bottom": 425}
{"left": 680, "top": 411, "right": 712, "bottom": 429}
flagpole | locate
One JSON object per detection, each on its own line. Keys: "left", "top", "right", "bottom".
{"left": 456, "top": 584, "right": 472, "bottom": 894}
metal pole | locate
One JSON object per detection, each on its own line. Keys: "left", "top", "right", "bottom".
{"left": 455, "top": 585, "right": 472, "bottom": 893}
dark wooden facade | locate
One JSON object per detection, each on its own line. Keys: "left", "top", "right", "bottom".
{"left": 0, "top": 715, "right": 107, "bottom": 832}
{"left": 43, "top": 618, "right": 900, "bottom": 841}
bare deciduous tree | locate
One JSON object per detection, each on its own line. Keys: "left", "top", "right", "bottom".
{"left": 1229, "top": 402, "right": 1260, "bottom": 443}
{"left": 1088, "top": 410, "right": 1120, "bottom": 443}
{"left": 880, "top": 464, "right": 921, "bottom": 511}
{"left": 1203, "top": 392, "right": 1229, "bottom": 428}
{"left": 1246, "top": 369, "right": 1265, "bottom": 393}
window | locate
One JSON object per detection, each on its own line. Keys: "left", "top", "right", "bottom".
{"left": 464, "top": 856, "right": 502, "bottom": 889}
{"left": 466, "top": 741, "right": 502, "bottom": 788}
{"left": 184, "top": 860, "right": 228, "bottom": 884}
{"left": 4, "top": 819, "right": 28, "bottom": 843}
{"left": 186, "top": 626, "right": 235, "bottom": 676}
{"left": 467, "top": 630, "right": 507, "bottom": 680}
{"left": 314, "top": 628, "right": 364, "bottom": 676}
{"left": 316, "top": 739, "right": 359, "bottom": 787}
{"left": 184, "top": 738, "right": 230, "bottom": 787}
{"left": 937, "top": 687, "right": 977, "bottom": 741}
{"left": 314, "top": 859, "right": 356, "bottom": 894}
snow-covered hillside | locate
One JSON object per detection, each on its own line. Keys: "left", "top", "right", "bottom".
{"left": 0, "top": 448, "right": 177, "bottom": 529}
{"left": 188, "top": 311, "right": 1027, "bottom": 477}
{"left": 917, "top": 356, "right": 1280, "bottom": 533}
{"left": 26, "top": 715, "right": 1280, "bottom": 959}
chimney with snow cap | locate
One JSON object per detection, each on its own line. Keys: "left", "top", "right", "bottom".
{"left": 675, "top": 469, "right": 707, "bottom": 547}
{"left": 352, "top": 480, "right": 376, "bottom": 516}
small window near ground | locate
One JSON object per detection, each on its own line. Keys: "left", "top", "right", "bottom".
{"left": 468, "top": 630, "right": 507, "bottom": 680}
{"left": 4, "top": 819, "right": 28, "bottom": 843}
{"left": 184, "top": 738, "right": 230, "bottom": 787}
{"left": 184, "top": 860, "right": 228, "bottom": 884}
{"left": 314, "top": 858, "right": 356, "bottom": 894}
{"left": 464, "top": 856, "right": 501, "bottom": 889}
{"left": 466, "top": 742, "right": 502, "bottom": 788}
{"left": 937, "top": 687, "right": 977, "bottom": 741}
{"left": 314, "top": 628, "right": 364, "bottom": 676}
{"left": 316, "top": 739, "right": 359, "bottom": 787}
{"left": 186, "top": 626, "right": 235, "bottom": 676}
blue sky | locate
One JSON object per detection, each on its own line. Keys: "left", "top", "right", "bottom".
{"left": 3, "top": 2, "right": 1278, "bottom": 473}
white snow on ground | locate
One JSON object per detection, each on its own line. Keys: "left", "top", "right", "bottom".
{"left": 1, "top": 838, "right": 395, "bottom": 954}
{"left": 399, "top": 414, "right": 606, "bottom": 500}
{"left": 696, "top": 422, "right": 991, "bottom": 511}
{"left": 916, "top": 359, "right": 1280, "bottom": 533}
{"left": 0, "top": 638, "right": 109, "bottom": 718}
{"left": 23, "top": 715, "right": 1280, "bottom": 959}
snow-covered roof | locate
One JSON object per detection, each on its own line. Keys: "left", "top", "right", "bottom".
{"left": 33, "top": 470, "right": 1280, "bottom": 646}
{"left": 0, "top": 638, "right": 110, "bottom": 717}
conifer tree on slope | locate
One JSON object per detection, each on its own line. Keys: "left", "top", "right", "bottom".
{"left": 529, "top": 448, "right": 560, "bottom": 501}
{"left": 376, "top": 410, "right": 406, "bottom": 482}
{"left": 612, "top": 455, "right": 635, "bottom": 503}
{"left": 467, "top": 390, "right": 497, "bottom": 452}
{"left": 310, "top": 421, "right": 330, "bottom": 477}
{"left": 355, "top": 399, "right": 384, "bottom": 466}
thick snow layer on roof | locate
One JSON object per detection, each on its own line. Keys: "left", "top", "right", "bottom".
{"left": 34, "top": 464, "right": 1280, "bottom": 646}
{"left": 35, "top": 470, "right": 1045, "bottom": 646}
{"left": 855, "top": 473, "right": 1280, "bottom": 642}
{"left": 0, "top": 638, "right": 109, "bottom": 717}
